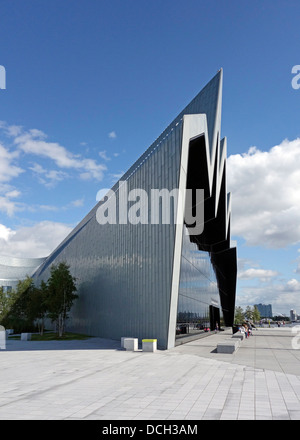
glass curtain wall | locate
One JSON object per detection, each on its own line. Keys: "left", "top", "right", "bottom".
{"left": 176, "top": 225, "right": 221, "bottom": 340}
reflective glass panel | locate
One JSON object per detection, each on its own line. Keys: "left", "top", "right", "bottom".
{"left": 176, "top": 226, "right": 220, "bottom": 340}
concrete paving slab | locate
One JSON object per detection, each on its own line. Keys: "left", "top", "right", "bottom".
{"left": 0, "top": 327, "right": 299, "bottom": 420}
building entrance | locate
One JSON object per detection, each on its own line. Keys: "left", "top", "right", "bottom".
{"left": 209, "top": 305, "right": 220, "bottom": 331}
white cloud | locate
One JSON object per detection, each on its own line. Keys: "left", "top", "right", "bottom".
{"left": 236, "top": 278, "right": 300, "bottom": 315}
{"left": 238, "top": 268, "right": 278, "bottom": 281}
{"left": 99, "top": 150, "right": 111, "bottom": 161}
{"left": 110, "top": 172, "right": 125, "bottom": 182}
{"left": 0, "top": 122, "right": 23, "bottom": 137}
{"left": 237, "top": 258, "right": 260, "bottom": 271}
{"left": 0, "top": 190, "right": 23, "bottom": 216}
{"left": 227, "top": 138, "right": 300, "bottom": 248}
{"left": 78, "top": 158, "right": 107, "bottom": 181}
{"left": 0, "top": 199, "right": 18, "bottom": 216}
{"left": 37, "top": 204, "right": 59, "bottom": 212}
{"left": 45, "top": 169, "right": 68, "bottom": 184}
{"left": 29, "top": 162, "right": 69, "bottom": 187}
{"left": 5, "top": 189, "right": 21, "bottom": 198}
{"left": 0, "top": 223, "right": 15, "bottom": 241}
{"left": 0, "top": 122, "right": 117, "bottom": 189}
{"left": 0, "top": 143, "right": 24, "bottom": 182}
{"left": 0, "top": 221, "right": 73, "bottom": 258}
{"left": 108, "top": 131, "right": 117, "bottom": 139}
{"left": 69, "top": 198, "right": 84, "bottom": 208}
{"left": 11, "top": 126, "right": 106, "bottom": 181}
{"left": 284, "top": 278, "right": 300, "bottom": 291}
{"left": 0, "top": 183, "right": 23, "bottom": 216}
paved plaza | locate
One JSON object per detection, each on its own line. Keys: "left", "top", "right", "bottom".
{"left": 1, "top": 327, "right": 300, "bottom": 420}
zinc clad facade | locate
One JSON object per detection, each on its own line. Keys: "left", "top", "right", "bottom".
{"left": 34, "top": 70, "right": 237, "bottom": 349}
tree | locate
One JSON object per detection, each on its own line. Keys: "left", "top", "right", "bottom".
{"left": 252, "top": 305, "right": 260, "bottom": 323}
{"left": 46, "top": 262, "right": 78, "bottom": 337}
{"left": 245, "top": 305, "right": 253, "bottom": 321}
{"left": 234, "top": 306, "right": 244, "bottom": 324}
{"left": 1, "top": 276, "right": 39, "bottom": 332}
{"left": 27, "top": 281, "right": 48, "bottom": 335}
{"left": 0, "top": 286, "right": 10, "bottom": 322}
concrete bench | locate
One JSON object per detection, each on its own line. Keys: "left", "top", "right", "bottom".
{"left": 217, "top": 339, "right": 240, "bottom": 354}
{"left": 0, "top": 332, "right": 5, "bottom": 349}
{"left": 0, "top": 325, "right": 5, "bottom": 349}
{"left": 142, "top": 339, "right": 157, "bottom": 352}
{"left": 121, "top": 337, "right": 131, "bottom": 348}
{"left": 21, "top": 333, "right": 31, "bottom": 341}
{"left": 122, "top": 337, "right": 138, "bottom": 351}
{"left": 232, "top": 332, "right": 245, "bottom": 340}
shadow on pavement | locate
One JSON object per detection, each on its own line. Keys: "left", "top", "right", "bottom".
{"left": 4, "top": 336, "right": 122, "bottom": 352}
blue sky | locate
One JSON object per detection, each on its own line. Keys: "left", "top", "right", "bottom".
{"left": 1, "top": 0, "right": 300, "bottom": 315}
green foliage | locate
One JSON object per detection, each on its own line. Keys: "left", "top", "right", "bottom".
{"left": 234, "top": 305, "right": 261, "bottom": 324}
{"left": 0, "top": 262, "right": 78, "bottom": 337}
{"left": 244, "top": 305, "right": 253, "bottom": 320}
{"left": 1, "top": 276, "right": 38, "bottom": 333}
{"left": 46, "top": 262, "right": 78, "bottom": 337}
{"left": 0, "top": 286, "right": 11, "bottom": 320}
{"left": 273, "top": 315, "right": 290, "bottom": 321}
{"left": 27, "top": 281, "right": 48, "bottom": 335}
{"left": 30, "top": 331, "right": 91, "bottom": 341}
{"left": 234, "top": 306, "right": 245, "bottom": 324}
{"left": 253, "top": 305, "right": 261, "bottom": 322}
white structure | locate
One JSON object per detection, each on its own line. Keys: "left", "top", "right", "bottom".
{"left": 142, "top": 339, "right": 157, "bottom": 352}
{"left": 123, "top": 338, "right": 138, "bottom": 351}
{"left": 0, "top": 325, "right": 6, "bottom": 349}
{"left": 0, "top": 65, "right": 5, "bottom": 90}
{"left": 0, "top": 255, "right": 47, "bottom": 292}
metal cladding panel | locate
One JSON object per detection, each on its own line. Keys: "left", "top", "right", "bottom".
{"left": 34, "top": 122, "right": 184, "bottom": 349}
{"left": 33, "top": 69, "right": 237, "bottom": 349}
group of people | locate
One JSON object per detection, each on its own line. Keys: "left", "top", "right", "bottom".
{"left": 238, "top": 322, "right": 253, "bottom": 338}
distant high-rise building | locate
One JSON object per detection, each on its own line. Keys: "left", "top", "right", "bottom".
{"left": 290, "top": 309, "right": 297, "bottom": 321}
{"left": 255, "top": 303, "right": 273, "bottom": 318}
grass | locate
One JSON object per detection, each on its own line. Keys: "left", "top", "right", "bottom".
{"left": 9, "top": 331, "right": 92, "bottom": 341}
{"left": 32, "top": 332, "right": 92, "bottom": 341}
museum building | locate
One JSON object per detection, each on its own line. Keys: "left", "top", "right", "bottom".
{"left": 33, "top": 69, "right": 237, "bottom": 349}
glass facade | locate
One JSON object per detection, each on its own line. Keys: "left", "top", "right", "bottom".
{"left": 176, "top": 225, "right": 221, "bottom": 340}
